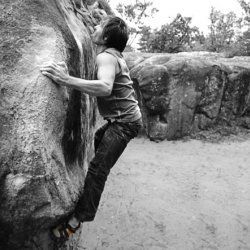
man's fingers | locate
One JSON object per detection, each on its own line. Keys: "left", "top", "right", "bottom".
{"left": 57, "top": 61, "right": 69, "bottom": 73}
{"left": 41, "top": 71, "right": 57, "bottom": 82}
{"left": 40, "top": 62, "right": 60, "bottom": 70}
{"left": 57, "top": 61, "right": 67, "bottom": 68}
{"left": 40, "top": 61, "right": 68, "bottom": 85}
{"left": 41, "top": 70, "right": 52, "bottom": 77}
{"left": 40, "top": 66, "right": 55, "bottom": 74}
{"left": 41, "top": 62, "right": 68, "bottom": 72}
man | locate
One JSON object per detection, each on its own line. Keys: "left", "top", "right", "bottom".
{"left": 40, "top": 16, "right": 142, "bottom": 240}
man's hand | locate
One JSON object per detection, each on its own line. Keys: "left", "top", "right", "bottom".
{"left": 40, "top": 61, "right": 69, "bottom": 86}
{"left": 40, "top": 55, "right": 116, "bottom": 96}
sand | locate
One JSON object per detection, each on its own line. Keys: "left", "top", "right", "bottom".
{"left": 78, "top": 136, "right": 250, "bottom": 250}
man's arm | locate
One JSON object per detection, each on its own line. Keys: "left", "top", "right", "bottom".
{"left": 40, "top": 53, "right": 117, "bottom": 97}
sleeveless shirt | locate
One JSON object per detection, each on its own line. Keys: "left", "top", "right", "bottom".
{"left": 96, "top": 48, "right": 141, "bottom": 122}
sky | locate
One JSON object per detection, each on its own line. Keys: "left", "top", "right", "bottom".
{"left": 108, "top": 0, "right": 244, "bottom": 34}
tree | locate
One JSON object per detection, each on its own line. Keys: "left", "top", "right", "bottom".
{"left": 206, "top": 7, "right": 242, "bottom": 52}
{"left": 235, "top": 30, "right": 250, "bottom": 55}
{"left": 238, "top": 0, "right": 250, "bottom": 23}
{"left": 138, "top": 14, "right": 203, "bottom": 53}
{"left": 236, "top": 0, "right": 250, "bottom": 55}
{"left": 137, "top": 25, "right": 153, "bottom": 52}
{"left": 115, "top": 0, "right": 158, "bottom": 48}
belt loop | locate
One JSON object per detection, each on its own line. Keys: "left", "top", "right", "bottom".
{"left": 107, "top": 118, "right": 117, "bottom": 124}
{"left": 106, "top": 117, "right": 122, "bottom": 124}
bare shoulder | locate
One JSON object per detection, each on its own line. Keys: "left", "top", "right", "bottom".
{"left": 96, "top": 52, "right": 116, "bottom": 66}
{"left": 96, "top": 52, "right": 119, "bottom": 73}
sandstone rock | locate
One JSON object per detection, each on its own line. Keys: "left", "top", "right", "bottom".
{"left": 125, "top": 52, "right": 250, "bottom": 141}
{"left": 0, "top": 0, "right": 108, "bottom": 249}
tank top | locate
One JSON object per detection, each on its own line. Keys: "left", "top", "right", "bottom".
{"left": 96, "top": 48, "right": 141, "bottom": 122}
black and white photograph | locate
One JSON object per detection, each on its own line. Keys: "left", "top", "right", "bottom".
{"left": 1, "top": 0, "right": 250, "bottom": 249}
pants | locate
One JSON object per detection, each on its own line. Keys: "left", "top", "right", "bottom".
{"left": 74, "top": 119, "right": 142, "bottom": 222}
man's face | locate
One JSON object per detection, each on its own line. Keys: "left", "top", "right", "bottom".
{"left": 92, "top": 20, "right": 108, "bottom": 45}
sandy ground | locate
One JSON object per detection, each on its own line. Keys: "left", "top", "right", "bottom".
{"left": 77, "top": 136, "right": 250, "bottom": 250}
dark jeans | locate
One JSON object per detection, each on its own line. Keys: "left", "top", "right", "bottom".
{"left": 74, "top": 119, "right": 142, "bottom": 222}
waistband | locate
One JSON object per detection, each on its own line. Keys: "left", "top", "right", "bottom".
{"left": 106, "top": 117, "right": 142, "bottom": 125}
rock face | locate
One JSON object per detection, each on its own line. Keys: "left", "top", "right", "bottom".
{"left": 0, "top": 0, "right": 112, "bottom": 249}
{"left": 125, "top": 52, "right": 250, "bottom": 141}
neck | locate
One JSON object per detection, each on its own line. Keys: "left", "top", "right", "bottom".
{"left": 96, "top": 44, "right": 108, "bottom": 54}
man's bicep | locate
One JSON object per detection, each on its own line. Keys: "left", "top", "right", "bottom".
{"left": 97, "top": 64, "right": 116, "bottom": 84}
{"left": 96, "top": 54, "right": 116, "bottom": 85}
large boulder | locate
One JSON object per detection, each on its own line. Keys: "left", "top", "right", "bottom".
{"left": 0, "top": 0, "right": 112, "bottom": 249}
{"left": 125, "top": 52, "right": 250, "bottom": 141}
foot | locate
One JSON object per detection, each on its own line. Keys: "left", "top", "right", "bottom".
{"left": 50, "top": 217, "right": 81, "bottom": 241}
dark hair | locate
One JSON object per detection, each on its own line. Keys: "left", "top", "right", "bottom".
{"left": 102, "top": 16, "right": 129, "bottom": 52}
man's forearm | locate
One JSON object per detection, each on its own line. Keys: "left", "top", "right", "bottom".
{"left": 63, "top": 76, "right": 112, "bottom": 96}
{"left": 40, "top": 61, "right": 114, "bottom": 96}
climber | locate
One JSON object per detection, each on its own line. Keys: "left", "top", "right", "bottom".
{"left": 40, "top": 16, "right": 142, "bottom": 240}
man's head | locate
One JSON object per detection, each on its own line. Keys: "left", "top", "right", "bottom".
{"left": 92, "top": 16, "right": 129, "bottom": 52}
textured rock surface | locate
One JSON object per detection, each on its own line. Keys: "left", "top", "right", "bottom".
{"left": 125, "top": 52, "right": 250, "bottom": 141}
{"left": 0, "top": 0, "right": 111, "bottom": 249}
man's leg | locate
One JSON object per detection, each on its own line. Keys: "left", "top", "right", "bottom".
{"left": 51, "top": 120, "right": 141, "bottom": 239}
{"left": 51, "top": 123, "right": 110, "bottom": 239}
{"left": 74, "top": 121, "right": 140, "bottom": 222}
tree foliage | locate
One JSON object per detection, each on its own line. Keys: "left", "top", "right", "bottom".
{"left": 235, "top": 0, "right": 250, "bottom": 55}
{"left": 205, "top": 7, "right": 242, "bottom": 52}
{"left": 114, "top": 0, "right": 250, "bottom": 55}
{"left": 138, "top": 14, "right": 204, "bottom": 53}
{"left": 238, "top": 0, "right": 250, "bottom": 23}
{"left": 116, "top": 0, "right": 158, "bottom": 48}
